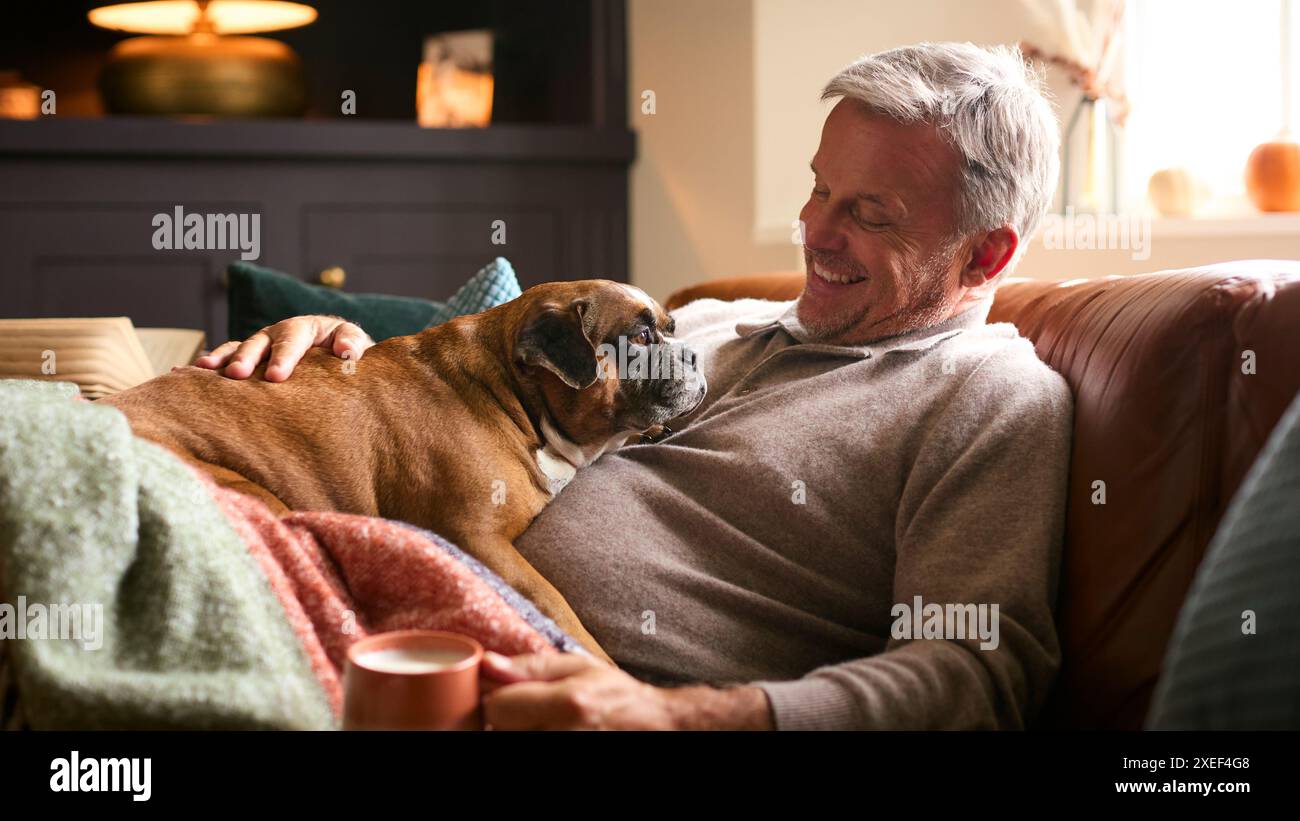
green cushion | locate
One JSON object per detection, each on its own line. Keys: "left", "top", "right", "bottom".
{"left": 226, "top": 257, "right": 522, "bottom": 342}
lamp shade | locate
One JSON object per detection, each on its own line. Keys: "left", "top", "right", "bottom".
{"left": 89, "top": 1, "right": 316, "bottom": 36}
{"left": 90, "top": 1, "right": 316, "bottom": 117}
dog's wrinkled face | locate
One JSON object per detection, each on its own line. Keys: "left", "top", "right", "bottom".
{"left": 514, "top": 280, "right": 706, "bottom": 450}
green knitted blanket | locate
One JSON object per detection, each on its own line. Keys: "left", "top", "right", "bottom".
{"left": 0, "top": 379, "right": 332, "bottom": 729}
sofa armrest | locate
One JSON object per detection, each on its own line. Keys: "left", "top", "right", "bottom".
{"left": 664, "top": 272, "right": 804, "bottom": 311}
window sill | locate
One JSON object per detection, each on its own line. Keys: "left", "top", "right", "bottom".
{"left": 1145, "top": 213, "right": 1300, "bottom": 239}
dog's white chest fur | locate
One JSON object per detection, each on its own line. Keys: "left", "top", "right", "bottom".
{"left": 535, "top": 445, "right": 578, "bottom": 496}
{"left": 534, "top": 417, "right": 631, "bottom": 497}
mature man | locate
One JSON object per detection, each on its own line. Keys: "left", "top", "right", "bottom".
{"left": 198, "top": 43, "right": 1073, "bottom": 730}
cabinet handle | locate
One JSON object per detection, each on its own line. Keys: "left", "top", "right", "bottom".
{"left": 318, "top": 266, "right": 347, "bottom": 289}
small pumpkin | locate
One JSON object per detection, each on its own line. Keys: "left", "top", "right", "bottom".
{"left": 1245, "top": 138, "right": 1300, "bottom": 212}
{"left": 1147, "top": 167, "right": 1206, "bottom": 217}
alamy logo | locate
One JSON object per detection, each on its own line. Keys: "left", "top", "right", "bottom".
{"left": 891, "top": 595, "right": 1000, "bottom": 651}
{"left": 0, "top": 595, "right": 102, "bottom": 650}
{"left": 152, "top": 205, "right": 261, "bottom": 260}
{"left": 50, "top": 751, "right": 151, "bottom": 801}
{"left": 1040, "top": 207, "right": 1151, "bottom": 261}
{"left": 594, "top": 338, "right": 692, "bottom": 381}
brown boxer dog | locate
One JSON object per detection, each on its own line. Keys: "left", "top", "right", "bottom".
{"left": 102, "top": 280, "right": 707, "bottom": 663}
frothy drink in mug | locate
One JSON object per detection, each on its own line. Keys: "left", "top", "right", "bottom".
{"left": 343, "top": 630, "right": 484, "bottom": 730}
{"left": 354, "top": 647, "right": 474, "bottom": 674}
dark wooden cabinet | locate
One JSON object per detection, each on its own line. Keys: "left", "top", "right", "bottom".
{"left": 1, "top": 0, "right": 632, "bottom": 342}
{"left": 0, "top": 117, "right": 634, "bottom": 342}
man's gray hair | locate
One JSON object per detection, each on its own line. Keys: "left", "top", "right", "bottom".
{"left": 822, "top": 42, "right": 1059, "bottom": 262}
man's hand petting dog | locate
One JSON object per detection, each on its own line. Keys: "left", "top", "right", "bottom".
{"left": 194, "top": 315, "right": 374, "bottom": 381}
{"left": 480, "top": 651, "right": 774, "bottom": 730}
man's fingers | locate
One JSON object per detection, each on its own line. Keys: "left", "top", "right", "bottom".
{"left": 479, "top": 676, "right": 508, "bottom": 696}
{"left": 482, "top": 681, "right": 580, "bottom": 731}
{"left": 481, "top": 650, "right": 598, "bottom": 684}
{"left": 194, "top": 340, "right": 240, "bottom": 370}
{"left": 482, "top": 651, "right": 528, "bottom": 683}
{"left": 196, "top": 316, "right": 363, "bottom": 381}
{"left": 330, "top": 322, "right": 374, "bottom": 362}
{"left": 220, "top": 332, "right": 272, "bottom": 379}
{"left": 264, "top": 321, "right": 322, "bottom": 382}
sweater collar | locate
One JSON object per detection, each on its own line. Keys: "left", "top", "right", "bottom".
{"left": 735, "top": 298, "right": 991, "bottom": 357}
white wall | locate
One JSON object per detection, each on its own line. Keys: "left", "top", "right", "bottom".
{"left": 628, "top": 0, "right": 1300, "bottom": 300}
{"left": 628, "top": 0, "right": 795, "bottom": 302}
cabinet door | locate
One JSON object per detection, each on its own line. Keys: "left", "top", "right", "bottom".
{"left": 295, "top": 160, "right": 628, "bottom": 299}
{"left": 302, "top": 204, "right": 558, "bottom": 299}
{"left": 0, "top": 203, "right": 229, "bottom": 342}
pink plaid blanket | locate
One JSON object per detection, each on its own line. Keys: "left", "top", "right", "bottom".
{"left": 195, "top": 470, "right": 578, "bottom": 718}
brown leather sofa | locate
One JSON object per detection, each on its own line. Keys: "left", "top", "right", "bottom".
{"left": 665, "top": 260, "right": 1300, "bottom": 730}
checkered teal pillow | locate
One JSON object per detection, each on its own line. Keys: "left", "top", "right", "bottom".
{"left": 426, "top": 257, "right": 522, "bottom": 326}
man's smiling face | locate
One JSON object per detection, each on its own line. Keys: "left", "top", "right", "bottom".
{"left": 796, "top": 98, "right": 970, "bottom": 345}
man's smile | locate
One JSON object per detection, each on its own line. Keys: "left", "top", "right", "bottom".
{"left": 810, "top": 260, "right": 868, "bottom": 286}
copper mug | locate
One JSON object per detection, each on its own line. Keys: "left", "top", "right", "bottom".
{"left": 342, "top": 630, "right": 484, "bottom": 730}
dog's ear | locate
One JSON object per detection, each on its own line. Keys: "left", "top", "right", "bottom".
{"left": 516, "top": 300, "right": 598, "bottom": 389}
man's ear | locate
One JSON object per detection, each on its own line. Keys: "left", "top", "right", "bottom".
{"left": 515, "top": 301, "right": 598, "bottom": 389}
{"left": 960, "top": 224, "right": 1019, "bottom": 287}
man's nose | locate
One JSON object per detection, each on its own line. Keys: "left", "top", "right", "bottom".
{"left": 800, "top": 206, "right": 846, "bottom": 253}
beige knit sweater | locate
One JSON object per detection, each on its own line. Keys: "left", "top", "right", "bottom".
{"left": 515, "top": 296, "right": 1074, "bottom": 729}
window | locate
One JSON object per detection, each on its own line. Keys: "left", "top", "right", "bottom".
{"left": 1121, "top": 0, "right": 1299, "bottom": 214}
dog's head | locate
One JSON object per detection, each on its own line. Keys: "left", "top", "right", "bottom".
{"left": 514, "top": 280, "right": 706, "bottom": 453}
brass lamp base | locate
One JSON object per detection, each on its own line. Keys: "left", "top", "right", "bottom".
{"left": 100, "top": 32, "right": 307, "bottom": 118}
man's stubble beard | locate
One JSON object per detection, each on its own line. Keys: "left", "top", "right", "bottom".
{"left": 797, "top": 239, "right": 962, "bottom": 345}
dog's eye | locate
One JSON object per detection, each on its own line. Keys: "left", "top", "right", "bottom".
{"left": 633, "top": 328, "right": 654, "bottom": 345}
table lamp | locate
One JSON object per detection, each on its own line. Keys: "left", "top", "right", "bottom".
{"left": 88, "top": 0, "right": 317, "bottom": 118}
